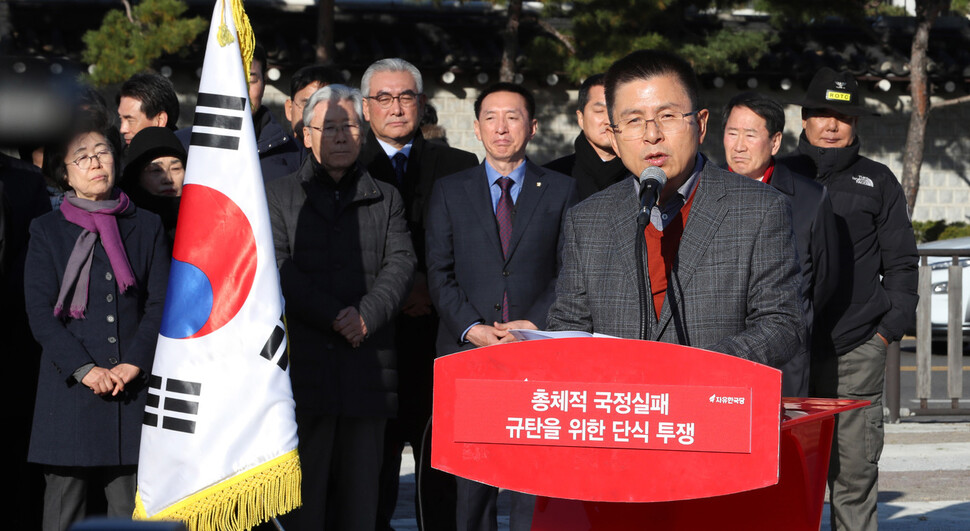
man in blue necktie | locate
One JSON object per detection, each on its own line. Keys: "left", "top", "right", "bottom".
{"left": 358, "top": 58, "right": 480, "bottom": 531}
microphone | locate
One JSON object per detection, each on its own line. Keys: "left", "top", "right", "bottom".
{"left": 637, "top": 166, "right": 667, "bottom": 229}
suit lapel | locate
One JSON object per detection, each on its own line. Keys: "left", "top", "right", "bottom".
{"left": 402, "top": 132, "right": 428, "bottom": 204}
{"left": 606, "top": 181, "right": 650, "bottom": 338}
{"left": 409, "top": 134, "right": 438, "bottom": 223}
{"left": 769, "top": 162, "right": 795, "bottom": 197}
{"left": 504, "top": 161, "right": 546, "bottom": 262}
{"left": 463, "top": 165, "right": 503, "bottom": 254}
{"left": 654, "top": 161, "right": 728, "bottom": 342}
{"left": 361, "top": 129, "right": 395, "bottom": 186}
{"left": 119, "top": 213, "right": 138, "bottom": 240}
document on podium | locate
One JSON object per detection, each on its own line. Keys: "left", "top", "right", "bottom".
{"left": 508, "top": 329, "right": 618, "bottom": 341}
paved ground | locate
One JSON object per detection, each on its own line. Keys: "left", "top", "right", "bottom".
{"left": 820, "top": 421, "right": 970, "bottom": 530}
{"left": 389, "top": 421, "right": 970, "bottom": 530}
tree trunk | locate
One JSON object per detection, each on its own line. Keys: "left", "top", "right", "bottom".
{"left": 0, "top": 1, "right": 12, "bottom": 54}
{"left": 901, "top": 0, "right": 949, "bottom": 217}
{"left": 316, "top": 0, "right": 335, "bottom": 65}
{"left": 500, "top": 0, "right": 523, "bottom": 82}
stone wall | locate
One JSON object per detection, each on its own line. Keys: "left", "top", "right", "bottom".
{"left": 419, "top": 81, "right": 970, "bottom": 224}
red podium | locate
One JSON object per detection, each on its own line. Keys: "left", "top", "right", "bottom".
{"left": 432, "top": 338, "right": 866, "bottom": 530}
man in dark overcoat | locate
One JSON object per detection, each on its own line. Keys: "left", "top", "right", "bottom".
{"left": 358, "top": 57, "right": 479, "bottom": 531}
{"left": 266, "top": 84, "right": 416, "bottom": 530}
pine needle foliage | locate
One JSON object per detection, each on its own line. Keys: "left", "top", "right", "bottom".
{"left": 82, "top": 0, "right": 206, "bottom": 86}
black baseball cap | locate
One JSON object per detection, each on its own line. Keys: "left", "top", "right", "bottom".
{"left": 795, "top": 67, "right": 872, "bottom": 116}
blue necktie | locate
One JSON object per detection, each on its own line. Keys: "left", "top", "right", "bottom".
{"left": 392, "top": 152, "right": 407, "bottom": 188}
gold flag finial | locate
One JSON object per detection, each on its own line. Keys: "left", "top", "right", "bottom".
{"left": 216, "top": 0, "right": 257, "bottom": 110}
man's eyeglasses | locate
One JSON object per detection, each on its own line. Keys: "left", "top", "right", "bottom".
{"left": 365, "top": 91, "right": 420, "bottom": 109}
{"left": 308, "top": 123, "right": 361, "bottom": 138}
{"left": 611, "top": 111, "right": 698, "bottom": 140}
{"left": 69, "top": 150, "right": 114, "bottom": 171}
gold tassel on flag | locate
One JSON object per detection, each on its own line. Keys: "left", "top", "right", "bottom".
{"left": 134, "top": 450, "right": 300, "bottom": 531}
{"left": 217, "top": 0, "right": 257, "bottom": 110}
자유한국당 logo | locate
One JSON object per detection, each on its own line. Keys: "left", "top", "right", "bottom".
{"left": 709, "top": 393, "right": 745, "bottom": 405}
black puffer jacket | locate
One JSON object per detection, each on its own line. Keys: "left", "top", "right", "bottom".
{"left": 778, "top": 134, "right": 918, "bottom": 355}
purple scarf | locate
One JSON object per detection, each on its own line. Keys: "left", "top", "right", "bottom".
{"left": 54, "top": 190, "right": 137, "bottom": 319}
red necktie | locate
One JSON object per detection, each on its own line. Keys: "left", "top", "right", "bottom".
{"left": 496, "top": 177, "right": 513, "bottom": 322}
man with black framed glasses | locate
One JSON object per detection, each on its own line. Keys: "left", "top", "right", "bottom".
{"left": 358, "top": 58, "right": 479, "bottom": 531}
{"left": 547, "top": 49, "right": 805, "bottom": 372}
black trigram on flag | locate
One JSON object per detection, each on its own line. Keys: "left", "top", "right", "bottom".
{"left": 189, "top": 92, "right": 246, "bottom": 151}
{"left": 144, "top": 375, "right": 202, "bottom": 434}
{"left": 259, "top": 314, "right": 288, "bottom": 371}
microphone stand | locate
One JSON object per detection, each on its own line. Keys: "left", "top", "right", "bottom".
{"left": 634, "top": 169, "right": 665, "bottom": 341}
{"left": 636, "top": 215, "right": 650, "bottom": 341}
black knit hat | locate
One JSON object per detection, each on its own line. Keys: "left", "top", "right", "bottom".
{"left": 795, "top": 67, "right": 872, "bottom": 116}
{"left": 123, "top": 126, "right": 187, "bottom": 183}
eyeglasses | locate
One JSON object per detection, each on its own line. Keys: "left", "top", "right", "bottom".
{"left": 365, "top": 91, "right": 420, "bottom": 109}
{"left": 611, "top": 111, "right": 698, "bottom": 140}
{"left": 69, "top": 150, "right": 114, "bottom": 170}
{"left": 308, "top": 123, "right": 361, "bottom": 138}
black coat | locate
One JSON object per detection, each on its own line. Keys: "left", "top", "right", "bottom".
{"left": 25, "top": 206, "right": 169, "bottom": 466}
{"left": 253, "top": 106, "right": 302, "bottom": 182}
{"left": 266, "top": 159, "right": 416, "bottom": 417}
{"left": 778, "top": 134, "right": 918, "bottom": 354}
{"left": 360, "top": 128, "right": 478, "bottom": 271}
{"left": 0, "top": 155, "right": 51, "bottom": 403}
{"left": 768, "top": 161, "right": 839, "bottom": 330}
{"left": 174, "top": 107, "right": 301, "bottom": 183}
{"left": 544, "top": 133, "right": 629, "bottom": 201}
{"left": 764, "top": 162, "right": 840, "bottom": 396}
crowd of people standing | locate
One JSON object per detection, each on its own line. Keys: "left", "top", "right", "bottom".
{"left": 0, "top": 46, "right": 917, "bottom": 531}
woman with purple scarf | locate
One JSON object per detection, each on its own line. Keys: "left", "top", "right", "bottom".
{"left": 24, "top": 113, "right": 169, "bottom": 530}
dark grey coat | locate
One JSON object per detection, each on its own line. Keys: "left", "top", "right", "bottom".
{"left": 266, "top": 159, "right": 416, "bottom": 417}
{"left": 25, "top": 206, "right": 168, "bottom": 466}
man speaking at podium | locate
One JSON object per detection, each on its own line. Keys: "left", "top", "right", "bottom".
{"left": 546, "top": 49, "right": 805, "bottom": 369}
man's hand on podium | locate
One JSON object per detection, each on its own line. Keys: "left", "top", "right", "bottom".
{"left": 467, "top": 324, "right": 504, "bottom": 347}
{"left": 494, "top": 320, "right": 538, "bottom": 343}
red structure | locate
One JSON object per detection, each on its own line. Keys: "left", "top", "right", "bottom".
{"left": 432, "top": 338, "right": 866, "bottom": 530}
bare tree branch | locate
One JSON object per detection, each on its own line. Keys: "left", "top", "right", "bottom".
{"left": 121, "top": 0, "right": 135, "bottom": 24}
{"left": 931, "top": 93, "right": 970, "bottom": 110}
{"left": 536, "top": 19, "right": 575, "bottom": 55}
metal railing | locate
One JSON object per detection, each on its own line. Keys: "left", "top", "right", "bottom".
{"left": 886, "top": 248, "right": 970, "bottom": 421}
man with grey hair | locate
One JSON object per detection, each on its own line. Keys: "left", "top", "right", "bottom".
{"left": 360, "top": 58, "right": 478, "bottom": 531}
{"left": 266, "top": 84, "right": 416, "bottom": 529}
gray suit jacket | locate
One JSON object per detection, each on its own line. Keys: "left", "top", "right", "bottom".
{"left": 547, "top": 157, "right": 805, "bottom": 368}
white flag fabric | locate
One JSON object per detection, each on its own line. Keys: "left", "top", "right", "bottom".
{"left": 134, "top": 1, "right": 300, "bottom": 529}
